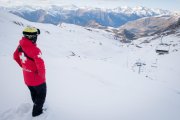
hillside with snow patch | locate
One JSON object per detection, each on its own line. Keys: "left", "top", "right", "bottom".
{"left": 118, "top": 15, "right": 180, "bottom": 37}
{"left": 0, "top": 11, "right": 180, "bottom": 120}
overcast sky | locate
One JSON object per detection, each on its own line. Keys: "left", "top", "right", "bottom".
{"left": 0, "top": 0, "right": 180, "bottom": 11}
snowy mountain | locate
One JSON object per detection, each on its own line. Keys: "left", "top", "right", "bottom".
{"left": 0, "top": 5, "right": 173, "bottom": 28}
{"left": 0, "top": 10, "right": 180, "bottom": 120}
{"left": 109, "top": 14, "right": 180, "bottom": 41}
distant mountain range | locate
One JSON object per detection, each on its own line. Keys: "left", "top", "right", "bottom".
{"left": 0, "top": 5, "right": 173, "bottom": 28}
{"left": 1, "top": 5, "right": 179, "bottom": 42}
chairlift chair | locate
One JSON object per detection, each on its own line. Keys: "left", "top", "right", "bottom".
{"left": 155, "top": 43, "right": 170, "bottom": 55}
{"left": 155, "top": 35, "right": 170, "bottom": 55}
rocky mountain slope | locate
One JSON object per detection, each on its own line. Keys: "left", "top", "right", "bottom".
{"left": 110, "top": 14, "right": 180, "bottom": 42}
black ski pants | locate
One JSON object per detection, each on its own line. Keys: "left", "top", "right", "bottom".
{"left": 27, "top": 82, "right": 47, "bottom": 117}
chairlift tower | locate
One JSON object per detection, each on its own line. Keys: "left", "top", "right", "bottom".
{"left": 135, "top": 59, "right": 146, "bottom": 74}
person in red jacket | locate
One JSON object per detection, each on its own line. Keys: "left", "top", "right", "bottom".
{"left": 13, "top": 26, "right": 46, "bottom": 117}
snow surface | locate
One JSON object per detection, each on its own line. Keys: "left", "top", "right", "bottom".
{"left": 0, "top": 10, "right": 180, "bottom": 120}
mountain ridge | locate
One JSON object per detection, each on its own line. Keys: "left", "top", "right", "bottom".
{"left": 0, "top": 5, "right": 174, "bottom": 28}
{"left": 117, "top": 15, "right": 180, "bottom": 40}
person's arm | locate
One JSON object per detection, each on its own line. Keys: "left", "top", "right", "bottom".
{"left": 13, "top": 46, "right": 22, "bottom": 67}
{"left": 33, "top": 47, "right": 46, "bottom": 80}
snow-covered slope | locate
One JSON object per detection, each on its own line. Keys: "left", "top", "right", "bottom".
{"left": 0, "top": 11, "right": 180, "bottom": 120}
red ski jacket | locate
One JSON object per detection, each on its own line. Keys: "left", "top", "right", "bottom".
{"left": 13, "top": 37, "right": 46, "bottom": 86}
